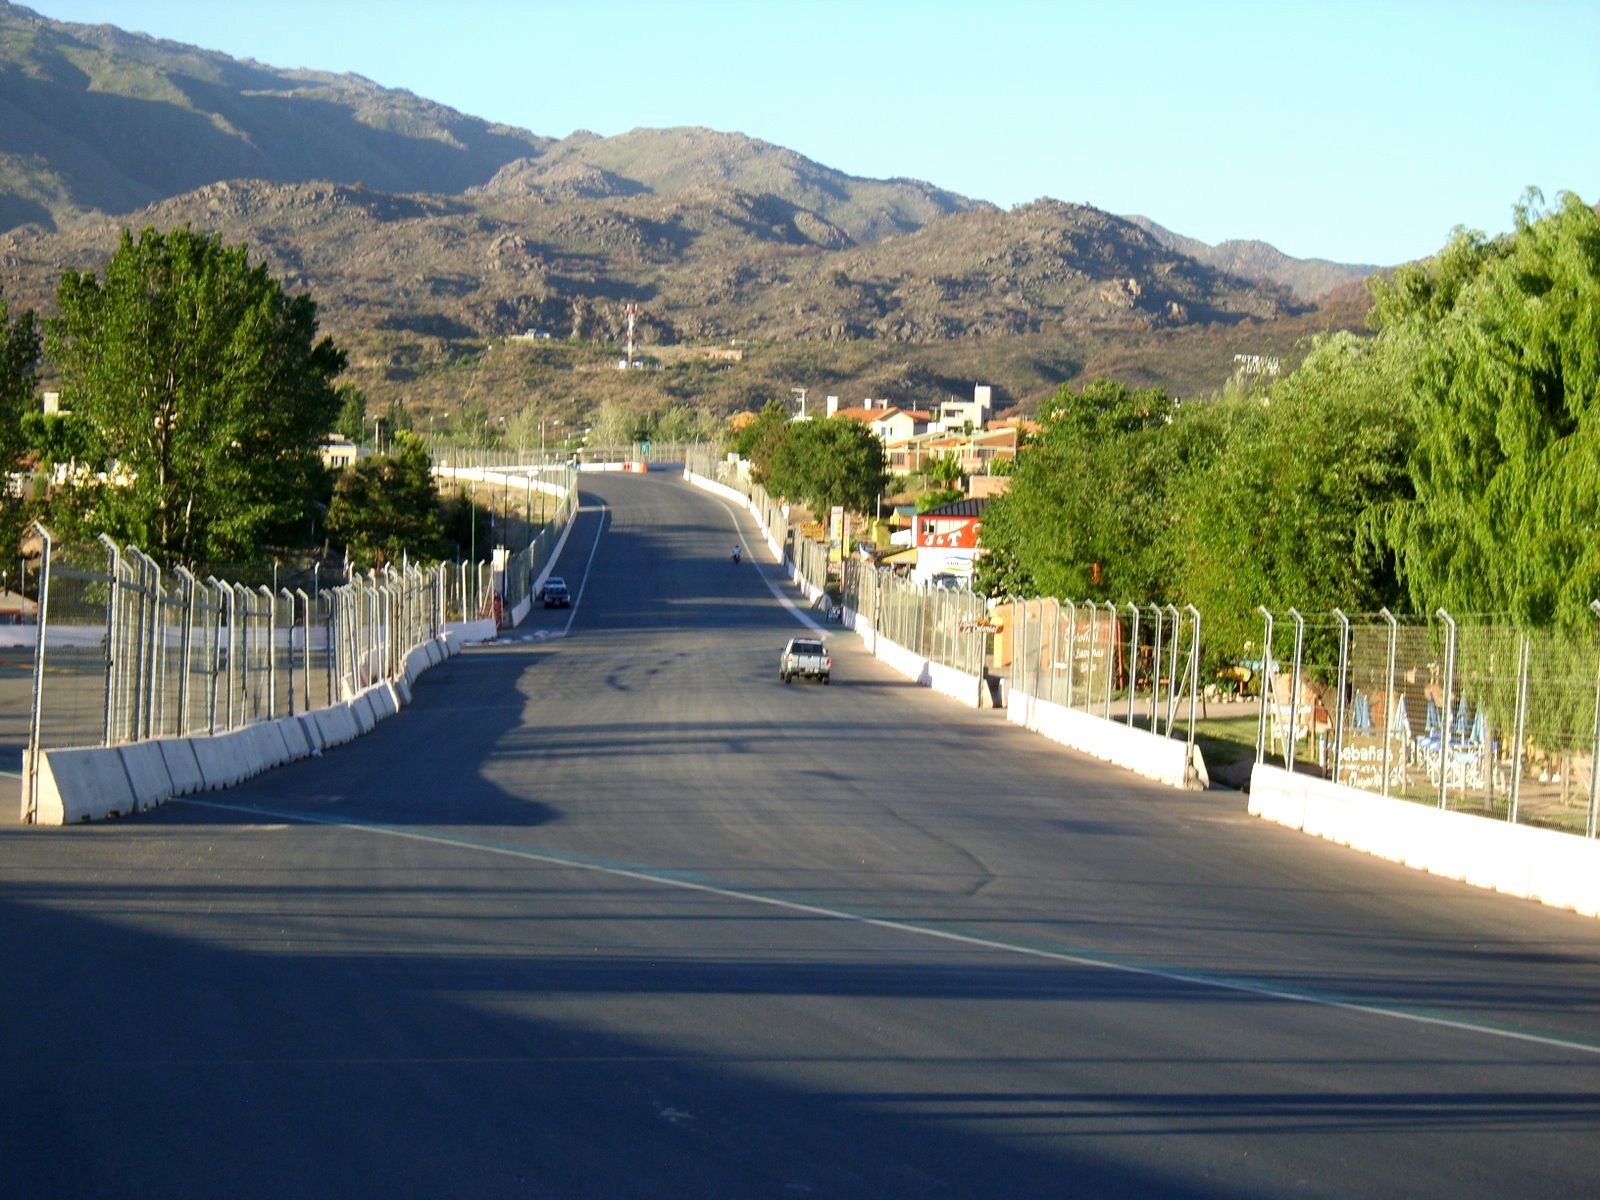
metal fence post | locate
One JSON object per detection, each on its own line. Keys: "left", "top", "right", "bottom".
{"left": 292, "top": 589, "right": 309, "bottom": 716}
{"left": 1436, "top": 608, "right": 1459, "bottom": 811}
{"left": 1255, "top": 607, "right": 1274, "bottom": 764}
{"left": 1510, "top": 629, "right": 1531, "bottom": 824}
{"left": 1331, "top": 609, "right": 1351, "bottom": 785}
{"left": 141, "top": 550, "right": 162, "bottom": 741}
{"left": 1380, "top": 608, "right": 1399, "bottom": 797}
{"left": 1164, "top": 604, "right": 1182, "bottom": 735}
{"left": 1149, "top": 604, "right": 1165, "bottom": 734}
{"left": 95, "top": 534, "right": 122, "bottom": 744}
{"left": 1287, "top": 609, "right": 1306, "bottom": 773}
{"left": 22, "top": 523, "right": 53, "bottom": 823}
{"left": 174, "top": 567, "right": 197, "bottom": 737}
{"left": 1062, "top": 600, "right": 1077, "bottom": 710}
{"left": 1185, "top": 605, "right": 1202, "bottom": 771}
{"left": 260, "top": 586, "right": 276, "bottom": 719}
{"left": 205, "top": 577, "right": 223, "bottom": 735}
{"left": 1083, "top": 600, "right": 1098, "bottom": 714}
{"left": 1125, "top": 602, "right": 1140, "bottom": 727}
{"left": 1588, "top": 601, "right": 1600, "bottom": 838}
{"left": 1103, "top": 604, "right": 1117, "bottom": 720}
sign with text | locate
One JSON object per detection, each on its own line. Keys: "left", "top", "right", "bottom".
{"left": 917, "top": 516, "right": 982, "bottom": 549}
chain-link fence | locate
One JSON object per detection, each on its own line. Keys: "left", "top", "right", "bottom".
{"left": 432, "top": 463, "right": 578, "bottom": 618}
{"left": 1254, "top": 608, "right": 1600, "bottom": 837}
{"left": 432, "top": 441, "right": 703, "bottom": 470}
{"left": 19, "top": 524, "right": 468, "bottom": 822}
{"left": 998, "top": 598, "right": 1203, "bottom": 740}
{"left": 843, "top": 559, "right": 989, "bottom": 679}
{"left": 19, "top": 462, "right": 579, "bottom": 822}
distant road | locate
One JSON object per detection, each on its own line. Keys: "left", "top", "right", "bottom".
{"left": 3, "top": 471, "right": 1597, "bottom": 1199}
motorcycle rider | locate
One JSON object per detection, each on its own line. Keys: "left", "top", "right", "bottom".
{"left": 731, "top": 545, "right": 742, "bottom": 563}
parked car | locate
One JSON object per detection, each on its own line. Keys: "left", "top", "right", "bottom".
{"left": 780, "top": 637, "right": 831, "bottom": 685}
{"left": 541, "top": 576, "right": 571, "bottom": 608}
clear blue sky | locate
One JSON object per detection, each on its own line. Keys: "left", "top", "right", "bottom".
{"left": 28, "top": 0, "right": 1600, "bottom": 265}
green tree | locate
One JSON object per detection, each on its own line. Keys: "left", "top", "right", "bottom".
{"left": 765, "top": 416, "right": 888, "bottom": 515}
{"left": 0, "top": 286, "right": 40, "bottom": 476}
{"left": 47, "top": 226, "right": 345, "bottom": 564}
{"left": 20, "top": 411, "right": 97, "bottom": 469}
{"left": 1169, "top": 333, "right": 1413, "bottom": 659}
{"left": 504, "top": 403, "right": 544, "bottom": 457}
{"left": 325, "top": 433, "right": 447, "bottom": 568}
{"left": 1366, "top": 191, "right": 1600, "bottom": 631}
{"left": 727, "top": 399, "right": 794, "bottom": 485}
{"left": 925, "top": 452, "right": 965, "bottom": 489}
{"left": 383, "top": 399, "right": 414, "bottom": 437}
{"left": 916, "top": 486, "right": 964, "bottom": 512}
{"left": 589, "top": 400, "right": 641, "bottom": 452}
{"left": 652, "top": 403, "right": 697, "bottom": 444}
{"left": 976, "top": 379, "right": 1180, "bottom": 599}
{"left": 335, "top": 384, "right": 367, "bottom": 444}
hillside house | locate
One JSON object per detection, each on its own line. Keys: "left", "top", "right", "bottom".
{"left": 825, "top": 397, "right": 933, "bottom": 442}
{"left": 886, "top": 425, "right": 1021, "bottom": 479}
{"left": 936, "top": 384, "right": 994, "bottom": 432}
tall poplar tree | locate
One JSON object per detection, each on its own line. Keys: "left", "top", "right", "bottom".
{"left": 0, "top": 286, "right": 40, "bottom": 476}
{"left": 48, "top": 226, "right": 346, "bottom": 565}
{"left": 1367, "top": 191, "right": 1600, "bottom": 630}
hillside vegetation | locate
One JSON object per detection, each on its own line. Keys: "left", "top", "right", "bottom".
{"left": 0, "top": 0, "right": 1377, "bottom": 425}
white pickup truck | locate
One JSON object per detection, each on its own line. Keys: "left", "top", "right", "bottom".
{"left": 779, "top": 637, "right": 831, "bottom": 685}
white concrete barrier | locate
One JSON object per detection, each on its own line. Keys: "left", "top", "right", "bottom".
{"left": 350, "top": 691, "right": 378, "bottom": 734}
{"left": 26, "top": 609, "right": 472, "bottom": 821}
{"left": 366, "top": 683, "right": 398, "bottom": 721}
{"left": 444, "top": 619, "right": 498, "bottom": 648}
{"left": 119, "top": 741, "right": 174, "bottom": 812}
{"left": 158, "top": 738, "right": 205, "bottom": 796}
{"left": 1006, "top": 689, "right": 1201, "bottom": 789}
{"left": 275, "top": 715, "right": 313, "bottom": 761}
{"left": 244, "top": 722, "right": 289, "bottom": 775}
{"left": 308, "top": 702, "right": 360, "bottom": 749}
{"left": 403, "top": 644, "right": 432, "bottom": 683}
{"left": 297, "top": 713, "right": 326, "bottom": 754}
{"left": 191, "top": 728, "right": 252, "bottom": 790}
{"left": 33, "top": 746, "right": 138, "bottom": 823}
{"left": 1248, "top": 763, "right": 1600, "bottom": 917}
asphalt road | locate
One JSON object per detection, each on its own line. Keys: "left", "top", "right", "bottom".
{"left": 3, "top": 471, "right": 1598, "bottom": 1199}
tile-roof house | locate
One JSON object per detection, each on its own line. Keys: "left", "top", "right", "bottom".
{"left": 826, "top": 397, "right": 932, "bottom": 443}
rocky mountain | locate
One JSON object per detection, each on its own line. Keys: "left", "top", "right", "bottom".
{"left": 0, "top": 1, "right": 1376, "bottom": 416}
{"left": 0, "top": 0, "right": 551, "bottom": 232}
{"left": 1123, "top": 215, "right": 1376, "bottom": 303}
{"left": 470, "top": 126, "right": 985, "bottom": 246}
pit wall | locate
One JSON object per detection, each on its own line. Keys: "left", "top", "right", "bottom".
{"left": 1248, "top": 763, "right": 1600, "bottom": 917}
{"left": 1007, "top": 687, "right": 1206, "bottom": 790}
{"left": 27, "top": 621, "right": 498, "bottom": 825}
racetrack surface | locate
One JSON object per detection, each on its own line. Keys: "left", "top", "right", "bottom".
{"left": 3, "top": 471, "right": 1598, "bottom": 1198}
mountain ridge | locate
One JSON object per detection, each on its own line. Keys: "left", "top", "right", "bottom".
{"left": 0, "top": 1, "right": 1376, "bottom": 418}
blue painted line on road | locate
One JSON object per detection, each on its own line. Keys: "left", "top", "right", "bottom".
{"left": 181, "top": 795, "right": 1600, "bottom": 1059}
